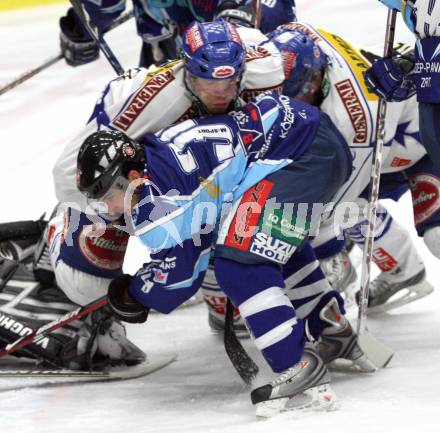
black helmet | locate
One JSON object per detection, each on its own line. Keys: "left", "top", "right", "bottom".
{"left": 77, "top": 130, "right": 145, "bottom": 200}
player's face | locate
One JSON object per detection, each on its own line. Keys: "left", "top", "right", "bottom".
{"left": 100, "top": 188, "right": 126, "bottom": 216}
{"left": 190, "top": 76, "right": 240, "bottom": 114}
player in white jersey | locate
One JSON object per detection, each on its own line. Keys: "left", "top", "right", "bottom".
{"left": 267, "top": 23, "right": 436, "bottom": 311}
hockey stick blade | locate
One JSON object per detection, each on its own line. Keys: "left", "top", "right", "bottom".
{"left": 0, "top": 297, "right": 108, "bottom": 358}
{"left": 357, "top": 331, "right": 394, "bottom": 369}
{"left": 0, "top": 354, "right": 177, "bottom": 392}
{"left": 224, "top": 298, "right": 258, "bottom": 385}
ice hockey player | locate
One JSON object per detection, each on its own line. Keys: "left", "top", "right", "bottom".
{"left": 75, "top": 89, "right": 354, "bottom": 416}
{"left": 59, "top": 0, "right": 297, "bottom": 68}
{"left": 267, "top": 23, "right": 436, "bottom": 311}
{"left": 366, "top": 0, "right": 440, "bottom": 172}
{"left": 51, "top": 19, "right": 284, "bottom": 332}
{"left": 52, "top": 17, "right": 371, "bottom": 347}
{"left": 0, "top": 240, "right": 146, "bottom": 372}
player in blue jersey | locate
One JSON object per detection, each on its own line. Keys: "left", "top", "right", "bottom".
{"left": 75, "top": 91, "right": 354, "bottom": 416}
{"left": 59, "top": 0, "right": 297, "bottom": 67}
{"left": 365, "top": 1, "right": 440, "bottom": 172}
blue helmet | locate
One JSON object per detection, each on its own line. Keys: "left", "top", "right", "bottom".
{"left": 181, "top": 20, "right": 246, "bottom": 80}
{"left": 267, "top": 27, "right": 327, "bottom": 98}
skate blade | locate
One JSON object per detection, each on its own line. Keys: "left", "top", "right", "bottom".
{"left": 255, "top": 384, "right": 340, "bottom": 419}
{"left": 368, "top": 281, "right": 434, "bottom": 315}
{"left": 357, "top": 331, "right": 394, "bottom": 369}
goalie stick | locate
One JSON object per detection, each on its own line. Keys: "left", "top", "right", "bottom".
{"left": 224, "top": 298, "right": 258, "bottom": 385}
{"left": 0, "top": 296, "right": 108, "bottom": 359}
{"left": 0, "top": 354, "right": 177, "bottom": 392}
{"left": 0, "top": 9, "right": 133, "bottom": 97}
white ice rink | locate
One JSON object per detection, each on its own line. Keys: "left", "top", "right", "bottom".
{"left": 0, "top": 1, "right": 439, "bottom": 432}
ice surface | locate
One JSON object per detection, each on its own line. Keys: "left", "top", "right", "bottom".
{"left": 0, "top": 1, "right": 438, "bottom": 432}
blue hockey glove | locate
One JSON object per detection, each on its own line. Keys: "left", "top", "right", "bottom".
{"left": 364, "top": 54, "right": 416, "bottom": 101}
{"left": 107, "top": 274, "right": 149, "bottom": 324}
{"left": 60, "top": 8, "right": 99, "bottom": 67}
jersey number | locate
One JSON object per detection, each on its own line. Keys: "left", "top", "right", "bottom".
{"left": 164, "top": 122, "right": 236, "bottom": 174}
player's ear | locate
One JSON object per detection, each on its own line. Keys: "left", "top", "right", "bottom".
{"left": 127, "top": 170, "right": 142, "bottom": 182}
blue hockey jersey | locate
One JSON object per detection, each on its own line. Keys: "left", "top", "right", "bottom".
{"left": 126, "top": 93, "right": 321, "bottom": 313}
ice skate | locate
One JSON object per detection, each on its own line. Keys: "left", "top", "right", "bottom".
{"left": 355, "top": 269, "right": 434, "bottom": 314}
{"left": 318, "top": 298, "right": 382, "bottom": 373}
{"left": 319, "top": 250, "right": 357, "bottom": 293}
{"left": 251, "top": 345, "right": 339, "bottom": 418}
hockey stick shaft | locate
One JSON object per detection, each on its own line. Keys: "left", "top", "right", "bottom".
{"left": 70, "top": 0, "right": 124, "bottom": 75}
{"left": 253, "top": 0, "right": 262, "bottom": 29}
{"left": 224, "top": 298, "right": 259, "bottom": 384}
{"left": 0, "top": 55, "right": 63, "bottom": 97}
{"left": 0, "top": 10, "right": 133, "bottom": 97}
{"left": 0, "top": 297, "right": 107, "bottom": 358}
{"left": 357, "top": 9, "right": 397, "bottom": 335}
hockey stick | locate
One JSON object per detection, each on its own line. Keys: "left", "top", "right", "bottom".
{"left": 224, "top": 298, "right": 258, "bottom": 385}
{"left": 222, "top": 0, "right": 263, "bottom": 385}
{"left": 357, "top": 9, "right": 397, "bottom": 336}
{"left": 0, "top": 296, "right": 107, "bottom": 359}
{"left": 0, "top": 10, "right": 133, "bottom": 97}
{"left": 70, "top": 0, "right": 125, "bottom": 75}
{"left": 253, "top": 0, "right": 262, "bottom": 29}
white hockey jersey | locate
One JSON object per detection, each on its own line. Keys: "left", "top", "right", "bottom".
{"left": 53, "top": 26, "right": 284, "bottom": 210}
{"left": 282, "top": 23, "right": 426, "bottom": 212}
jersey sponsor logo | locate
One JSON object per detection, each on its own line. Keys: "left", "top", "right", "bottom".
{"left": 0, "top": 313, "right": 49, "bottom": 349}
{"left": 225, "top": 180, "right": 274, "bottom": 250}
{"left": 186, "top": 24, "right": 204, "bottom": 53}
{"left": 335, "top": 79, "right": 368, "bottom": 143}
{"left": 249, "top": 232, "right": 296, "bottom": 264}
{"left": 227, "top": 22, "right": 243, "bottom": 46}
{"left": 278, "top": 23, "right": 322, "bottom": 43}
{"left": 212, "top": 66, "right": 235, "bottom": 78}
{"left": 316, "top": 29, "right": 378, "bottom": 101}
{"left": 280, "top": 49, "right": 297, "bottom": 80}
{"left": 78, "top": 225, "right": 129, "bottom": 270}
{"left": 245, "top": 46, "right": 270, "bottom": 63}
{"left": 112, "top": 69, "right": 175, "bottom": 131}
{"left": 409, "top": 173, "right": 440, "bottom": 225}
{"left": 278, "top": 94, "right": 295, "bottom": 139}
{"left": 390, "top": 157, "right": 412, "bottom": 167}
{"left": 260, "top": 208, "right": 309, "bottom": 246}
{"left": 373, "top": 247, "right": 398, "bottom": 272}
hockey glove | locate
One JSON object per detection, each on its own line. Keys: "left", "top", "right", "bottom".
{"left": 215, "top": 0, "right": 255, "bottom": 28}
{"left": 60, "top": 8, "right": 99, "bottom": 67}
{"left": 364, "top": 54, "right": 416, "bottom": 102}
{"left": 107, "top": 274, "right": 149, "bottom": 324}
